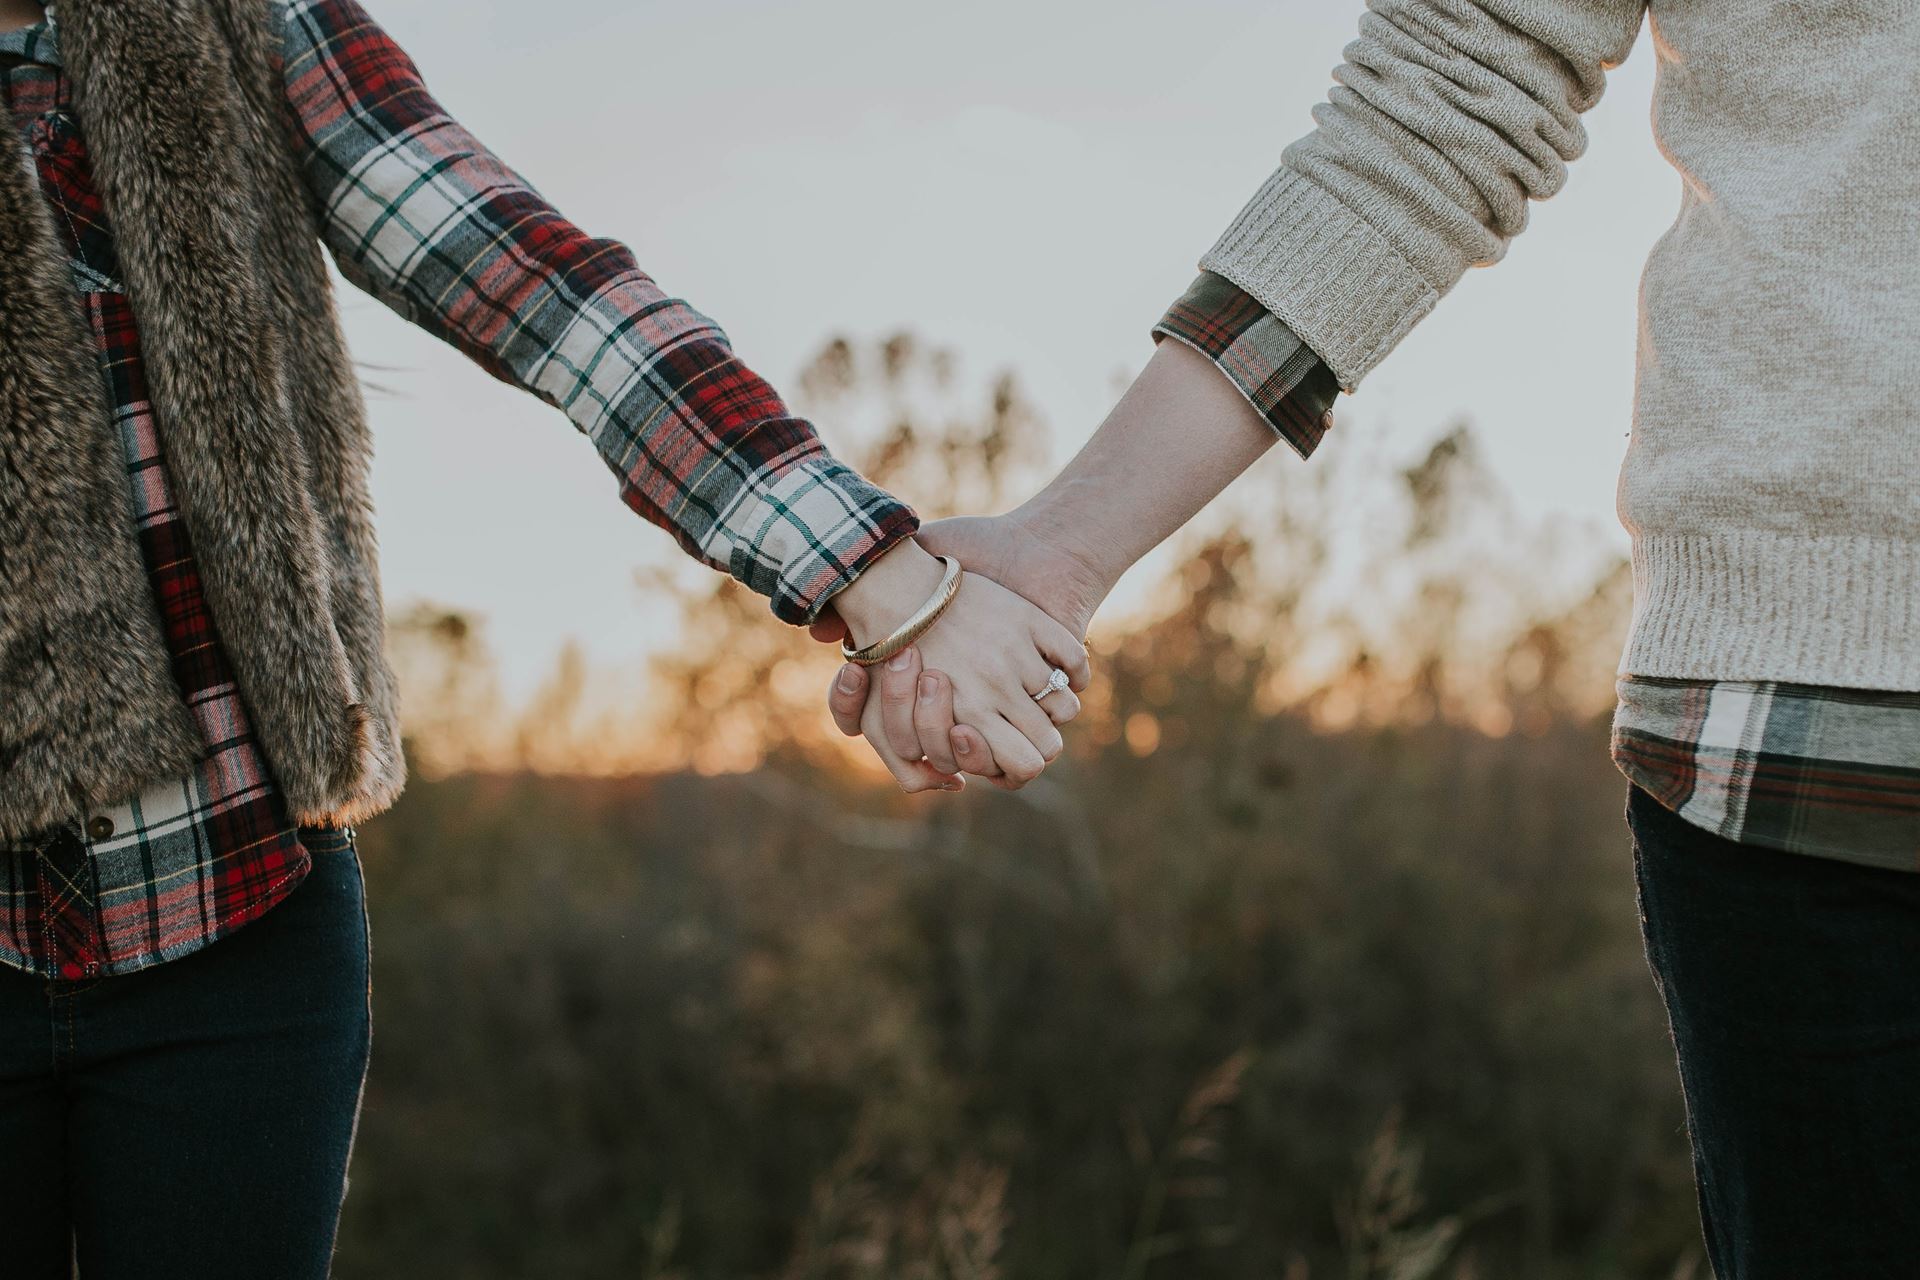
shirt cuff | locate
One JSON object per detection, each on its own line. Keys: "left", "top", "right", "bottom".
{"left": 1152, "top": 271, "right": 1340, "bottom": 460}
{"left": 715, "top": 455, "right": 920, "bottom": 626}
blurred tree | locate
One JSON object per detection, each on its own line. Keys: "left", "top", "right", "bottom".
{"left": 338, "top": 336, "right": 1695, "bottom": 1280}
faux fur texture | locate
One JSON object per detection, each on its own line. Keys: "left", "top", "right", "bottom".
{"left": 0, "top": 143, "right": 206, "bottom": 839}
{"left": 1, "top": 0, "right": 404, "bottom": 839}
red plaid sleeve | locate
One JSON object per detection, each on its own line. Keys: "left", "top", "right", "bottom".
{"left": 274, "top": 0, "right": 916, "bottom": 622}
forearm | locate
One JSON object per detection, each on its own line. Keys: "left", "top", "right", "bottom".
{"left": 1202, "top": 0, "right": 1646, "bottom": 388}
{"left": 278, "top": 0, "right": 917, "bottom": 624}
{"left": 1006, "top": 0, "right": 1651, "bottom": 598}
{"left": 1012, "top": 340, "right": 1277, "bottom": 596}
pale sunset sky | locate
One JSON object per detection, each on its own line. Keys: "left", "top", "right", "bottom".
{"left": 344, "top": 0, "right": 1676, "bottom": 704}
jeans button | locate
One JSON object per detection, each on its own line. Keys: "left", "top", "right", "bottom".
{"left": 86, "top": 815, "right": 115, "bottom": 841}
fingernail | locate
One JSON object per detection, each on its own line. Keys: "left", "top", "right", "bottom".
{"left": 886, "top": 649, "right": 914, "bottom": 672}
{"left": 918, "top": 674, "right": 937, "bottom": 701}
{"left": 941, "top": 781, "right": 963, "bottom": 792}
{"left": 837, "top": 667, "right": 862, "bottom": 693}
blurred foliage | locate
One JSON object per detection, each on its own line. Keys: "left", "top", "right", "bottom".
{"left": 337, "top": 337, "right": 1699, "bottom": 1279}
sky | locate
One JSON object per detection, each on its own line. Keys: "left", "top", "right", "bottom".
{"left": 344, "top": 0, "right": 1677, "bottom": 705}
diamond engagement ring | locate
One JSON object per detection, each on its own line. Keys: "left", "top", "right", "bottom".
{"left": 1033, "top": 667, "right": 1071, "bottom": 701}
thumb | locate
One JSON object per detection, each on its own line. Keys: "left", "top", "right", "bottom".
{"left": 827, "top": 663, "right": 869, "bottom": 737}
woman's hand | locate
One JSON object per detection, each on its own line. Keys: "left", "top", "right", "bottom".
{"left": 822, "top": 341, "right": 1280, "bottom": 778}
{"left": 819, "top": 512, "right": 1110, "bottom": 781}
{"left": 827, "top": 539, "right": 1090, "bottom": 792}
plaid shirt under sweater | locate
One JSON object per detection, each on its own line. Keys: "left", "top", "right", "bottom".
{"left": 0, "top": 0, "right": 914, "bottom": 980}
{"left": 1154, "top": 273, "right": 1920, "bottom": 874}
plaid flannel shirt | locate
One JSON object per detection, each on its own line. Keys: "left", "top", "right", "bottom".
{"left": 1153, "top": 273, "right": 1920, "bottom": 872}
{"left": 1613, "top": 682, "right": 1920, "bottom": 872}
{"left": 0, "top": 0, "right": 914, "bottom": 980}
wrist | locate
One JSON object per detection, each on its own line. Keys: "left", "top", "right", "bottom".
{"left": 1007, "top": 491, "right": 1126, "bottom": 606}
{"left": 829, "top": 538, "right": 946, "bottom": 649}
{"left": 1004, "top": 340, "right": 1271, "bottom": 616}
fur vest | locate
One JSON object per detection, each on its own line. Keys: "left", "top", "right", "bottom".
{"left": 0, "top": 0, "right": 404, "bottom": 841}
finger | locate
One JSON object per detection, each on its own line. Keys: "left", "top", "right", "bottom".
{"left": 1036, "top": 685, "right": 1081, "bottom": 727}
{"left": 885, "top": 752, "right": 963, "bottom": 794}
{"left": 879, "top": 647, "right": 926, "bottom": 762}
{"left": 1011, "top": 652, "right": 1074, "bottom": 748}
{"left": 978, "top": 714, "right": 1048, "bottom": 789}
{"left": 808, "top": 608, "right": 850, "bottom": 646}
{"left": 914, "top": 671, "right": 963, "bottom": 775}
{"left": 1002, "top": 688, "right": 1066, "bottom": 765}
{"left": 863, "top": 697, "right": 962, "bottom": 794}
{"left": 950, "top": 724, "right": 1004, "bottom": 780}
{"left": 893, "top": 756, "right": 963, "bottom": 793}
{"left": 1032, "top": 617, "right": 1094, "bottom": 693}
{"left": 827, "top": 663, "right": 869, "bottom": 738}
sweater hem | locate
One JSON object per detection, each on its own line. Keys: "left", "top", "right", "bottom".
{"left": 1620, "top": 530, "right": 1920, "bottom": 692}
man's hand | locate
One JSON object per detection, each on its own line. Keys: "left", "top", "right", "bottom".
{"left": 819, "top": 511, "right": 1111, "bottom": 783}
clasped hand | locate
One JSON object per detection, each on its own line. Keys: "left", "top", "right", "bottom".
{"left": 813, "top": 513, "right": 1110, "bottom": 792}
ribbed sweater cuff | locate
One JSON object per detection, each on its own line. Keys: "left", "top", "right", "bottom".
{"left": 1199, "top": 167, "right": 1437, "bottom": 392}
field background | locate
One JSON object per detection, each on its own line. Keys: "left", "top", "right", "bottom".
{"left": 332, "top": 339, "right": 1701, "bottom": 1280}
{"left": 327, "top": 1, "right": 1696, "bottom": 1272}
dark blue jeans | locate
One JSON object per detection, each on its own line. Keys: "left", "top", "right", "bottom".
{"left": 0, "top": 826, "right": 371, "bottom": 1279}
{"left": 1630, "top": 785, "right": 1920, "bottom": 1278}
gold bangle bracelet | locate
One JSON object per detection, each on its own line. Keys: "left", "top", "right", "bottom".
{"left": 840, "top": 555, "right": 964, "bottom": 666}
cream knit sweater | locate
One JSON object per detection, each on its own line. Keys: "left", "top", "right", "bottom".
{"left": 1202, "top": 1, "right": 1920, "bottom": 691}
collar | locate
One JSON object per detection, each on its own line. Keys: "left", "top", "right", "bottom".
{"left": 0, "top": 5, "right": 57, "bottom": 67}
